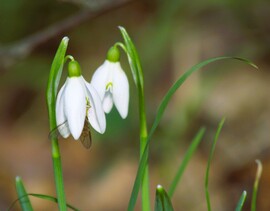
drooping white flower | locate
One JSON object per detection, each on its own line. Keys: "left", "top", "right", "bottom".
{"left": 56, "top": 60, "right": 106, "bottom": 140}
{"left": 91, "top": 46, "right": 129, "bottom": 119}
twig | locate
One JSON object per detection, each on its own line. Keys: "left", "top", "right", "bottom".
{"left": 0, "top": 0, "right": 132, "bottom": 69}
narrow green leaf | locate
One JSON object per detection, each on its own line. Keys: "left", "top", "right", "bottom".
{"left": 168, "top": 128, "right": 206, "bottom": 197}
{"left": 8, "top": 193, "right": 80, "bottom": 211}
{"left": 46, "top": 36, "right": 69, "bottom": 131}
{"left": 251, "top": 160, "right": 263, "bottom": 211}
{"left": 29, "top": 194, "right": 80, "bottom": 211}
{"left": 15, "top": 176, "right": 33, "bottom": 211}
{"left": 235, "top": 191, "right": 247, "bottom": 211}
{"left": 118, "top": 26, "right": 144, "bottom": 90}
{"left": 127, "top": 57, "right": 257, "bottom": 211}
{"left": 119, "top": 27, "right": 151, "bottom": 210}
{"left": 155, "top": 185, "right": 174, "bottom": 211}
{"left": 46, "top": 37, "right": 69, "bottom": 211}
{"left": 205, "top": 118, "right": 226, "bottom": 211}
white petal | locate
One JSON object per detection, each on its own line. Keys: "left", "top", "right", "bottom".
{"left": 102, "top": 91, "right": 113, "bottom": 113}
{"left": 56, "top": 80, "right": 70, "bottom": 138}
{"left": 64, "top": 77, "right": 86, "bottom": 140}
{"left": 112, "top": 63, "right": 129, "bottom": 119}
{"left": 56, "top": 122, "right": 70, "bottom": 139}
{"left": 91, "top": 60, "right": 111, "bottom": 100}
{"left": 85, "top": 82, "right": 106, "bottom": 134}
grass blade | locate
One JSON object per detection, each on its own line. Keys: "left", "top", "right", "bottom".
{"left": 15, "top": 176, "right": 33, "bottom": 211}
{"left": 118, "top": 26, "right": 144, "bottom": 90}
{"left": 251, "top": 160, "right": 263, "bottom": 211}
{"left": 155, "top": 185, "right": 174, "bottom": 211}
{"left": 168, "top": 128, "right": 206, "bottom": 197}
{"left": 8, "top": 193, "right": 80, "bottom": 211}
{"left": 127, "top": 57, "right": 256, "bottom": 211}
{"left": 205, "top": 118, "right": 226, "bottom": 211}
{"left": 46, "top": 37, "right": 69, "bottom": 211}
{"left": 29, "top": 193, "right": 80, "bottom": 211}
{"left": 119, "top": 26, "right": 151, "bottom": 211}
{"left": 46, "top": 36, "right": 69, "bottom": 131}
{"left": 235, "top": 191, "right": 247, "bottom": 211}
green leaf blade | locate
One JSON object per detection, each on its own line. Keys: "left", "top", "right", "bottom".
{"left": 127, "top": 57, "right": 257, "bottom": 210}
{"left": 119, "top": 26, "right": 151, "bottom": 211}
{"left": 155, "top": 185, "right": 174, "bottom": 211}
{"left": 118, "top": 26, "right": 144, "bottom": 90}
{"left": 205, "top": 118, "right": 226, "bottom": 211}
{"left": 153, "top": 57, "right": 256, "bottom": 133}
{"left": 46, "top": 37, "right": 69, "bottom": 211}
{"left": 168, "top": 127, "right": 206, "bottom": 197}
{"left": 235, "top": 191, "right": 247, "bottom": 211}
{"left": 8, "top": 192, "right": 80, "bottom": 211}
{"left": 15, "top": 176, "right": 33, "bottom": 211}
{"left": 251, "top": 160, "right": 263, "bottom": 211}
{"left": 29, "top": 193, "right": 80, "bottom": 211}
{"left": 46, "top": 36, "right": 69, "bottom": 131}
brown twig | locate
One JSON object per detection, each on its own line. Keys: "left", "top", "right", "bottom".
{"left": 0, "top": 0, "right": 133, "bottom": 70}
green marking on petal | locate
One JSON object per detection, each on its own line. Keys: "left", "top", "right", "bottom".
{"left": 86, "top": 97, "right": 91, "bottom": 114}
{"left": 106, "top": 82, "right": 113, "bottom": 90}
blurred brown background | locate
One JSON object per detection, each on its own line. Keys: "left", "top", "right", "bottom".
{"left": 0, "top": 0, "right": 270, "bottom": 210}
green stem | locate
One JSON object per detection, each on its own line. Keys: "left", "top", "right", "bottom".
{"left": 51, "top": 138, "right": 67, "bottom": 211}
{"left": 48, "top": 75, "right": 67, "bottom": 211}
{"left": 138, "top": 85, "right": 150, "bottom": 211}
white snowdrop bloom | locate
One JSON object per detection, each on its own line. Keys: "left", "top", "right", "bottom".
{"left": 91, "top": 46, "right": 129, "bottom": 119}
{"left": 56, "top": 60, "right": 106, "bottom": 140}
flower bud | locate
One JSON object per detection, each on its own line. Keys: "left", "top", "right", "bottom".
{"left": 106, "top": 46, "right": 120, "bottom": 63}
{"left": 68, "top": 60, "right": 81, "bottom": 77}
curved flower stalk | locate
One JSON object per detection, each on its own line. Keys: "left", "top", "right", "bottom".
{"left": 56, "top": 60, "right": 106, "bottom": 140}
{"left": 91, "top": 46, "right": 129, "bottom": 119}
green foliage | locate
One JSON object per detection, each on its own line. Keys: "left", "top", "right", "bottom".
{"left": 235, "top": 191, "right": 247, "bottom": 211}
{"left": 46, "top": 37, "right": 69, "bottom": 211}
{"left": 127, "top": 56, "right": 256, "bottom": 211}
{"left": 205, "top": 118, "right": 226, "bottom": 211}
{"left": 28, "top": 194, "right": 80, "bottom": 211}
{"left": 14, "top": 176, "right": 33, "bottom": 211}
{"left": 8, "top": 192, "right": 80, "bottom": 211}
{"left": 168, "top": 128, "right": 206, "bottom": 197}
{"left": 118, "top": 26, "right": 144, "bottom": 91}
{"left": 46, "top": 36, "right": 69, "bottom": 132}
{"left": 155, "top": 185, "right": 174, "bottom": 211}
{"left": 119, "top": 26, "right": 150, "bottom": 211}
{"left": 251, "top": 160, "right": 263, "bottom": 211}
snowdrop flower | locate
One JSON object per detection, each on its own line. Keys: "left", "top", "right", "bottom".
{"left": 56, "top": 60, "right": 106, "bottom": 140}
{"left": 91, "top": 46, "right": 129, "bottom": 119}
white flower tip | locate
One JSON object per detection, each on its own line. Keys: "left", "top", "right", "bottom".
{"left": 72, "top": 132, "right": 81, "bottom": 140}
{"left": 69, "top": 122, "right": 84, "bottom": 140}
{"left": 91, "top": 119, "right": 106, "bottom": 134}
{"left": 58, "top": 125, "right": 70, "bottom": 139}
{"left": 119, "top": 109, "right": 128, "bottom": 119}
{"left": 99, "top": 125, "right": 106, "bottom": 134}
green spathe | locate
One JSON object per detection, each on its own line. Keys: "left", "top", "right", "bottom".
{"left": 155, "top": 185, "right": 174, "bottom": 211}
{"left": 68, "top": 60, "right": 81, "bottom": 77}
{"left": 107, "top": 46, "right": 120, "bottom": 62}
